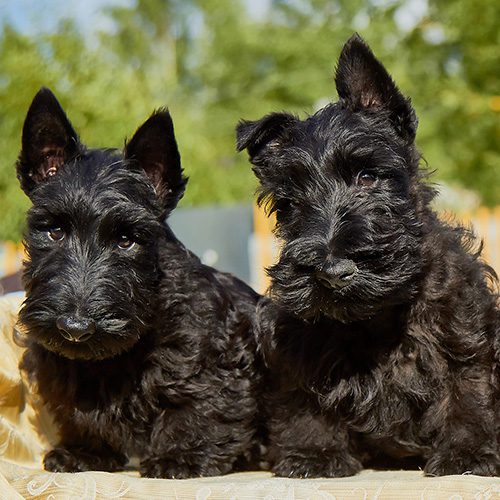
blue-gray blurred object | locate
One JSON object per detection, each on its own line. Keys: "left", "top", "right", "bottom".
{"left": 169, "top": 204, "right": 253, "bottom": 284}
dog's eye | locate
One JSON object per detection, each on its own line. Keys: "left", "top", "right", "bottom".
{"left": 48, "top": 227, "right": 65, "bottom": 241}
{"left": 356, "top": 170, "right": 378, "bottom": 187}
{"left": 117, "top": 235, "right": 135, "bottom": 250}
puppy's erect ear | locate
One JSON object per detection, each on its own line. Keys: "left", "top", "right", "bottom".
{"left": 236, "top": 112, "right": 297, "bottom": 159}
{"left": 335, "top": 33, "right": 418, "bottom": 141}
{"left": 17, "top": 87, "right": 81, "bottom": 195}
{"left": 125, "top": 109, "right": 187, "bottom": 211}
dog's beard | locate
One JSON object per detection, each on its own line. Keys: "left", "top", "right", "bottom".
{"left": 19, "top": 295, "right": 147, "bottom": 361}
{"left": 19, "top": 250, "right": 159, "bottom": 360}
{"left": 19, "top": 309, "right": 144, "bottom": 361}
{"left": 268, "top": 240, "right": 422, "bottom": 324}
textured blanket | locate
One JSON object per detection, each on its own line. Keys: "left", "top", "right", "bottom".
{"left": 0, "top": 294, "right": 498, "bottom": 499}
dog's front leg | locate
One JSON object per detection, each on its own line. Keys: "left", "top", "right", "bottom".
{"left": 43, "top": 423, "right": 127, "bottom": 473}
{"left": 140, "top": 411, "right": 242, "bottom": 479}
{"left": 256, "top": 298, "right": 362, "bottom": 477}
{"left": 268, "top": 389, "right": 362, "bottom": 478}
{"left": 424, "top": 365, "right": 500, "bottom": 476}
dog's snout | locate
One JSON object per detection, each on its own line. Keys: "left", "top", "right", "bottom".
{"left": 316, "top": 259, "right": 358, "bottom": 289}
{"left": 56, "top": 315, "right": 96, "bottom": 343}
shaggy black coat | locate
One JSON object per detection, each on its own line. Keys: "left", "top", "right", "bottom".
{"left": 17, "top": 88, "right": 262, "bottom": 478}
{"left": 237, "top": 34, "right": 500, "bottom": 477}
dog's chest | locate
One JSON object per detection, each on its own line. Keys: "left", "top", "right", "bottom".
{"left": 317, "top": 330, "right": 440, "bottom": 437}
{"left": 28, "top": 352, "right": 154, "bottom": 455}
{"left": 68, "top": 369, "right": 154, "bottom": 452}
{"left": 72, "top": 393, "right": 148, "bottom": 454}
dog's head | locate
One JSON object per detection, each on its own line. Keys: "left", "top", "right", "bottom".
{"left": 17, "top": 88, "right": 187, "bottom": 360}
{"left": 238, "top": 34, "right": 432, "bottom": 323}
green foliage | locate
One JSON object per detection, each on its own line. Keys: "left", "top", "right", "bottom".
{"left": 0, "top": 0, "right": 498, "bottom": 241}
{"left": 399, "top": 0, "right": 500, "bottom": 206}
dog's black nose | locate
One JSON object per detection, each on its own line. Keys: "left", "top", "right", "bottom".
{"left": 316, "top": 259, "right": 358, "bottom": 289}
{"left": 56, "top": 315, "right": 96, "bottom": 343}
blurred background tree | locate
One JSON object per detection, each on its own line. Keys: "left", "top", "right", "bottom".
{"left": 0, "top": 0, "right": 498, "bottom": 241}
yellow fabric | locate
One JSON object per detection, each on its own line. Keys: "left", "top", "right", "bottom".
{"left": 0, "top": 294, "right": 499, "bottom": 499}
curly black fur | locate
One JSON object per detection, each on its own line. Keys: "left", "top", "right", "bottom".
{"left": 237, "top": 34, "right": 500, "bottom": 478}
{"left": 17, "top": 88, "right": 262, "bottom": 478}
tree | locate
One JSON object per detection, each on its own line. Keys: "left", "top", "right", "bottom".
{"left": 0, "top": 0, "right": 497, "bottom": 242}
{"left": 400, "top": 0, "right": 500, "bottom": 205}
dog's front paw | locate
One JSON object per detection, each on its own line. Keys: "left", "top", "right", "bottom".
{"left": 140, "top": 455, "right": 231, "bottom": 479}
{"left": 44, "top": 448, "right": 83, "bottom": 473}
{"left": 44, "top": 447, "right": 126, "bottom": 473}
{"left": 273, "top": 451, "right": 362, "bottom": 478}
{"left": 425, "top": 450, "right": 500, "bottom": 477}
{"left": 140, "top": 457, "right": 195, "bottom": 479}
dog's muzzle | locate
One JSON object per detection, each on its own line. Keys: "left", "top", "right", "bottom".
{"left": 56, "top": 315, "right": 96, "bottom": 343}
{"left": 315, "top": 259, "right": 358, "bottom": 290}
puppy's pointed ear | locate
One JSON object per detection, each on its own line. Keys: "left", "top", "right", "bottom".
{"left": 236, "top": 112, "right": 297, "bottom": 159}
{"left": 17, "top": 87, "right": 81, "bottom": 195}
{"left": 335, "top": 33, "right": 417, "bottom": 141}
{"left": 125, "top": 109, "right": 187, "bottom": 212}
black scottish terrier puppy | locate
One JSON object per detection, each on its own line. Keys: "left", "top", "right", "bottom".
{"left": 17, "top": 88, "right": 261, "bottom": 478}
{"left": 237, "top": 34, "right": 499, "bottom": 477}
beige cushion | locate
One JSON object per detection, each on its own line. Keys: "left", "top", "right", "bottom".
{"left": 1, "top": 294, "right": 498, "bottom": 499}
